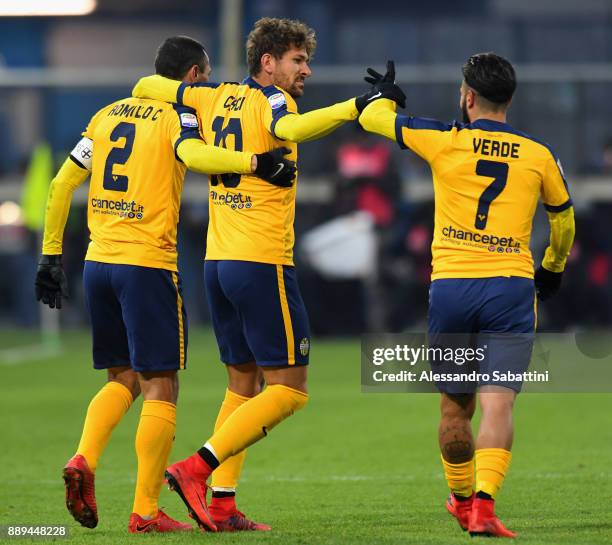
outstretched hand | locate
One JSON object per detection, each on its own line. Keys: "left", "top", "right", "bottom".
{"left": 355, "top": 60, "right": 406, "bottom": 112}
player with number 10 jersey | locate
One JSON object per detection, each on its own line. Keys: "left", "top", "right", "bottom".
{"left": 130, "top": 17, "right": 402, "bottom": 532}
{"left": 134, "top": 71, "right": 307, "bottom": 267}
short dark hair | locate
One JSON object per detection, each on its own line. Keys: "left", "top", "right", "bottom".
{"left": 462, "top": 52, "right": 516, "bottom": 106}
{"left": 246, "top": 17, "right": 316, "bottom": 76}
{"left": 155, "top": 36, "right": 208, "bottom": 80}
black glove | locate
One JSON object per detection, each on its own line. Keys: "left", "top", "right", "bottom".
{"left": 35, "top": 254, "right": 69, "bottom": 309}
{"left": 254, "top": 147, "right": 297, "bottom": 188}
{"left": 355, "top": 60, "right": 406, "bottom": 112}
{"left": 363, "top": 62, "right": 394, "bottom": 86}
{"left": 534, "top": 266, "right": 563, "bottom": 302}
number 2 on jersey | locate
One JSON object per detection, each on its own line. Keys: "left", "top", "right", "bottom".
{"left": 103, "top": 122, "right": 135, "bottom": 192}
{"left": 474, "top": 159, "right": 509, "bottom": 230}
{"left": 211, "top": 116, "right": 243, "bottom": 188}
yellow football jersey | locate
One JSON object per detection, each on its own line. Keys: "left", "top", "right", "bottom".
{"left": 395, "top": 116, "right": 571, "bottom": 280}
{"left": 170, "top": 78, "right": 299, "bottom": 265}
{"left": 82, "top": 97, "right": 202, "bottom": 271}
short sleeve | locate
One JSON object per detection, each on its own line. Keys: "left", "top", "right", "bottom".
{"left": 167, "top": 104, "right": 204, "bottom": 161}
{"left": 395, "top": 115, "right": 453, "bottom": 163}
{"left": 541, "top": 152, "right": 572, "bottom": 212}
{"left": 259, "top": 86, "right": 298, "bottom": 139}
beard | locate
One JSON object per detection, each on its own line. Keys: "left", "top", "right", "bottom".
{"left": 275, "top": 73, "right": 305, "bottom": 98}
{"left": 461, "top": 101, "right": 470, "bottom": 124}
{"left": 287, "top": 79, "right": 304, "bottom": 98}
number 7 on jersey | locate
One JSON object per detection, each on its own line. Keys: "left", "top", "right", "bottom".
{"left": 474, "top": 159, "right": 509, "bottom": 230}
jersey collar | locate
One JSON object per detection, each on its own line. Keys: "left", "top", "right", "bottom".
{"left": 242, "top": 76, "right": 262, "bottom": 89}
{"left": 469, "top": 119, "right": 511, "bottom": 132}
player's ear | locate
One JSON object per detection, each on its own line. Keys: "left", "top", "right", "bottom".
{"left": 260, "top": 53, "right": 275, "bottom": 76}
{"left": 467, "top": 88, "right": 477, "bottom": 109}
{"left": 182, "top": 65, "right": 197, "bottom": 84}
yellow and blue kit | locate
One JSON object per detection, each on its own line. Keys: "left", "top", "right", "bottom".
{"left": 360, "top": 99, "right": 573, "bottom": 281}
{"left": 360, "top": 99, "right": 575, "bottom": 391}
{"left": 132, "top": 75, "right": 359, "bottom": 366}
{"left": 42, "top": 96, "right": 257, "bottom": 372}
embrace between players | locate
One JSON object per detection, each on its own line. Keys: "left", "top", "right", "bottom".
{"left": 35, "top": 16, "right": 574, "bottom": 538}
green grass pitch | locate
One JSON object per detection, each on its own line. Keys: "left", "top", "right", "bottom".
{"left": 1, "top": 328, "right": 611, "bottom": 544}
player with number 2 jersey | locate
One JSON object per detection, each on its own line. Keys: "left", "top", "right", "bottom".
{"left": 37, "top": 36, "right": 295, "bottom": 535}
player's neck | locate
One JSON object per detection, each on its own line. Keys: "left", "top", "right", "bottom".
{"left": 471, "top": 111, "right": 507, "bottom": 124}
{"left": 251, "top": 73, "right": 273, "bottom": 88}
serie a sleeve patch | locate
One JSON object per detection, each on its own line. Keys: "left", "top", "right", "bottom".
{"left": 180, "top": 112, "right": 199, "bottom": 128}
{"left": 268, "top": 92, "right": 287, "bottom": 110}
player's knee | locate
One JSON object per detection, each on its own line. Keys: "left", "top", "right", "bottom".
{"left": 263, "top": 365, "right": 308, "bottom": 394}
{"left": 227, "top": 362, "right": 262, "bottom": 397}
{"left": 108, "top": 367, "right": 140, "bottom": 400}
{"left": 441, "top": 393, "right": 475, "bottom": 420}
{"left": 138, "top": 371, "right": 179, "bottom": 404}
{"left": 479, "top": 389, "right": 516, "bottom": 415}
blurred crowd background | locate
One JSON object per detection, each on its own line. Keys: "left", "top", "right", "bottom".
{"left": 1, "top": 0, "right": 611, "bottom": 336}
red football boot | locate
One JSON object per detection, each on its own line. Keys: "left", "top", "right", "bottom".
{"left": 128, "top": 510, "right": 192, "bottom": 533}
{"left": 62, "top": 454, "right": 98, "bottom": 529}
{"left": 468, "top": 497, "right": 517, "bottom": 538}
{"left": 165, "top": 454, "right": 217, "bottom": 532}
{"left": 209, "top": 496, "right": 272, "bottom": 532}
{"left": 445, "top": 492, "right": 473, "bottom": 531}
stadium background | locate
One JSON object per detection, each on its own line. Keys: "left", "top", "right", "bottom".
{"left": 0, "top": 1, "right": 611, "bottom": 544}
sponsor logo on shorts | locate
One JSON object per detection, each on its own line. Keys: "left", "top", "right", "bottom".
{"left": 90, "top": 197, "right": 144, "bottom": 220}
{"left": 300, "top": 337, "right": 310, "bottom": 357}
{"left": 209, "top": 190, "right": 253, "bottom": 210}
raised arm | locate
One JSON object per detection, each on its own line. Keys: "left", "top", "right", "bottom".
{"left": 272, "top": 99, "right": 359, "bottom": 143}
{"left": 132, "top": 75, "right": 218, "bottom": 111}
{"left": 358, "top": 98, "right": 398, "bottom": 141}
{"left": 360, "top": 98, "right": 452, "bottom": 163}
{"left": 269, "top": 66, "right": 405, "bottom": 143}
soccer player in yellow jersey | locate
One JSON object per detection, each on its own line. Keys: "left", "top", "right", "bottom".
{"left": 131, "top": 18, "right": 404, "bottom": 532}
{"left": 360, "top": 54, "right": 575, "bottom": 538}
{"left": 34, "top": 36, "right": 296, "bottom": 534}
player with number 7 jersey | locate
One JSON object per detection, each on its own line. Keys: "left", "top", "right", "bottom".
{"left": 360, "top": 54, "right": 575, "bottom": 538}
{"left": 361, "top": 86, "right": 572, "bottom": 282}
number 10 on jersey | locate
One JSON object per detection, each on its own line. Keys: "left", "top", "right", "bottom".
{"left": 211, "top": 116, "right": 243, "bottom": 188}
